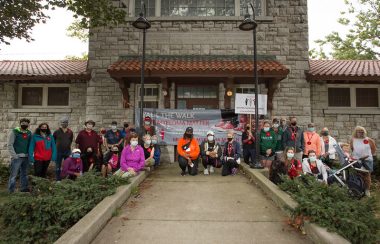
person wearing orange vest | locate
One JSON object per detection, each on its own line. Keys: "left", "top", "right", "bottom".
{"left": 303, "top": 123, "right": 321, "bottom": 159}
{"left": 177, "top": 127, "right": 200, "bottom": 176}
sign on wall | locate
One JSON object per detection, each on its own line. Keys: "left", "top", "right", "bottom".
{"left": 234, "top": 93, "right": 267, "bottom": 115}
{"left": 136, "top": 109, "right": 247, "bottom": 145}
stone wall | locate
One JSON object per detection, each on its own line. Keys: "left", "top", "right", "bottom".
{"left": 310, "top": 81, "right": 380, "bottom": 157}
{"left": 0, "top": 81, "right": 87, "bottom": 162}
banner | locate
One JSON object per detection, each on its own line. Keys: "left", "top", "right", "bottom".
{"left": 136, "top": 109, "right": 248, "bottom": 145}
{"left": 234, "top": 93, "right": 267, "bottom": 115}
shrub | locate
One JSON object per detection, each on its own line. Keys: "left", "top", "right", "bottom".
{"left": 0, "top": 163, "right": 9, "bottom": 185}
{"left": 279, "top": 175, "right": 380, "bottom": 244}
{"left": 0, "top": 172, "right": 129, "bottom": 243}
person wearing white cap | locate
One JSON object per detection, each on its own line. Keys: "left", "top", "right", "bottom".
{"left": 200, "top": 131, "right": 222, "bottom": 175}
{"left": 61, "top": 149, "right": 83, "bottom": 180}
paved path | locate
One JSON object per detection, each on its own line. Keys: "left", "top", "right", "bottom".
{"left": 92, "top": 163, "right": 311, "bottom": 244}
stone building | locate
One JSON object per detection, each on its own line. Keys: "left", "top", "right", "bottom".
{"left": 0, "top": 0, "right": 379, "bottom": 162}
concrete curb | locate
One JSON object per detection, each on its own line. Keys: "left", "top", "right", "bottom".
{"left": 55, "top": 171, "right": 148, "bottom": 244}
{"left": 239, "top": 163, "right": 350, "bottom": 244}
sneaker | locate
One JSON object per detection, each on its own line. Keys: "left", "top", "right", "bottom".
{"left": 215, "top": 120, "right": 225, "bottom": 128}
{"left": 181, "top": 171, "right": 186, "bottom": 176}
{"left": 222, "top": 121, "right": 234, "bottom": 130}
{"left": 365, "top": 190, "right": 371, "bottom": 197}
{"left": 231, "top": 168, "right": 238, "bottom": 175}
{"left": 209, "top": 166, "right": 214, "bottom": 173}
{"left": 203, "top": 168, "right": 209, "bottom": 175}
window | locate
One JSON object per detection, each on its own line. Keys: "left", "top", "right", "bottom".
{"left": 327, "top": 85, "right": 380, "bottom": 108}
{"left": 161, "top": 0, "right": 235, "bottom": 16}
{"left": 135, "top": 0, "right": 156, "bottom": 16}
{"left": 236, "top": 87, "right": 255, "bottom": 94}
{"left": 328, "top": 88, "right": 351, "bottom": 107}
{"left": 356, "top": 88, "right": 379, "bottom": 107}
{"left": 177, "top": 86, "right": 218, "bottom": 98}
{"left": 19, "top": 85, "right": 70, "bottom": 107}
{"left": 136, "top": 84, "right": 160, "bottom": 108}
{"left": 240, "top": 0, "right": 264, "bottom": 16}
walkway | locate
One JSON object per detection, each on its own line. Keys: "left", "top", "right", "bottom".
{"left": 92, "top": 163, "right": 311, "bottom": 244}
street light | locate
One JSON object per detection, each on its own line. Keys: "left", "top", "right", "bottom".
{"left": 133, "top": 2, "right": 151, "bottom": 128}
{"left": 239, "top": 3, "right": 263, "bottom": 169}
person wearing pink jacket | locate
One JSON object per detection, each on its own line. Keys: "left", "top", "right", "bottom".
{"left": 114, "top": 132, "right": 145, "bottom": 178}
{"left": 303, "top": 123, "right": 321, "bottom": 159}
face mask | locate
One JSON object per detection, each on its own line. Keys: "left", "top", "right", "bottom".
{"left": 144, "top": 121, "right": 151, "bottom": 126}
{"left": 291, "top": 122, "right": 297, "bottom": 126}
{"left": 145, "top": 140, "right": 151, "bottom": 145}
{"left": 40, "top": 128, "right": 47, "bottom": 133}
{"left": 111, "top": 125, "right": 117, "bottom": 130}
{"left": 207, "top": 136, "right": 214, "bottom": 141}
{"left": 131, "top": 141, "right": 138, "bottom": 147}
{"left": 309, "top": 156, "right": 317, "bottom": 162}
{"left": 72, "top": 153, "right": 81, "bottom": 159}
{"left": 287, "top": 153, "right": 294, "bottom": 159}
{"left": 152, "top": 140, "right": 157, "bottom": 144}
{"left": 86, "top": 124, "right": 93, "bottom": 130}
{"left": 20, "top": 124, "right": 28, "bottom": 130}
{"left": 124, "top": 124, "right": 129, "bottom": 128}
{"left": 308, "top": 127, "right": 315, "bottom": 132}
{"left": 227, "top": 138, "right": 233, "bottom": 142}
{"left": 273, "top": 124, "right": 279, "bottom": 128}
{"left": 263, "top": 127, "right": 270, "bottom": 132}
{"left": 321, "top": 131, "right": 329, "bottom": 136}
{"left": 185, "top": 133, "right": 193, "bottom": 139}
{"left": 61, "top": 123, "right": 68, "bottom": 128}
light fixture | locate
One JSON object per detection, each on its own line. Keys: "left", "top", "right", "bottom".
{"left": 226, "top": 90, "right": 233, "bottom": 97}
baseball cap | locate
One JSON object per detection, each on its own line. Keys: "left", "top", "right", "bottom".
{"left": 207, "top": 130, "right": 214, "bottom": 136}
{"left": 185, "top": 127, "right": 193, "bottom": 134}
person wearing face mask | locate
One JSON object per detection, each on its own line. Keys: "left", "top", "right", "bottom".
{"left": 350, "top": 126, "right": 376, "bottom": 197}
{"left": 115, "top": 133, "right": 145, "bottom": 178}
{"left": 282, "top": 116, "right": 304, "bottom": 161}
{"left": 284, "top": 147, "right": 302, "bottom": 179}
{"left": 272, "top": 118, "right": 284, "bottom": 153}
{"left": 279, "top": 117, "right": 288, "bottom": 131}
{"left": 105, "top": 121, "right": 123, "bottom": 151}
{"left": 29, "top": 123, "right": 57, "bottom": 178}
{"left": 221, "top": 131, "right": 241, "bottom": 176}
{"left": 200, "top": 131, "right": 222, "bottom": 175}
{"left": 75, "top": 120, "right": 102, "bottom": 158}
{"left": 53, "top": 117, "right": 74, "bottom": 181}
{"left": 303, "top": 123, "right": 321, "bottom": 159}
{"left": 142, "top": 134, "right": 155, "bottom": 167}
{"left": 242, "top": 125, "right": 255, "bottom": 165}
{"left": 302, "top": 150, "right": 328, "bottom": 183}
{"left": 151, "top": 135, "right": 161, "bottom": 167}
{"left": 259, "top": 121, "right": 277, "bottom": 168}
{"left": 319, "top": 127, "right": 337, "bottom": 168}
{"left": 136, "top": 116, "right": 156, "bottom": 144}
{"left": 7, "top": 118, "right": 32, "bottom": 192}
{"left": 177, "top": 127, "right": 200, "bottom": 176}
{"left": 81, "top": 146, "right": 100, "bottom": 172}
{"left": 61, "top": 149, "right": 83, "bottom": 180}
{"left": 102, "top": 146, "right": 120, "bottom": 177}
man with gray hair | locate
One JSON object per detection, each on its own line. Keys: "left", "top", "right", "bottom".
{"left": 53, "top": 117, "right": 73, "bottom": 181}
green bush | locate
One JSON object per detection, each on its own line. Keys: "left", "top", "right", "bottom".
{"left": 0, "top": 172, "right": 129, "bottom": 243}
{"left": 279, "top": 175, "right": 380, "bottom": 244}
{"left": 0, "top": 163, "right": 9, "bottom": 185}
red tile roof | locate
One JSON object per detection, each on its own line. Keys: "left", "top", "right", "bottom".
{"left": 0, "top": 60, "right": 90, "bottom": 81}
{"left": 108, "top": 55, "right": 289, "bottom": 78}
{"left": 307, "top": 60, "right": 380, "bottom": 81}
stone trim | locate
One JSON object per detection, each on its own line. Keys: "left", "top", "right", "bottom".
{"left": 124, "top": 16, "right": 274, "bottom": 22}
{"left": 9, "top": 108, "right": 72, "bottom": 113}
{"left": 323, "top": 108, "right": 380, "bottom": 115}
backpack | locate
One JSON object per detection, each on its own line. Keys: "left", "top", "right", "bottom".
{"left": 347, "top": 173, "right": 365, "bottom": 199}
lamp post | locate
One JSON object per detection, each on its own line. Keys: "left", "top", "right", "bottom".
{"left": 133, "top": 2, "right": 151, "bottom": 128}
{"left": 239, "top": 3, "right": 263, "bottom": 169}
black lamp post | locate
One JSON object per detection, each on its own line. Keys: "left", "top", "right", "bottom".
{"left": 239, "top": 3, "right": 263, "bottom": 169}
{"left": 133, "top": 2, "right": 151, "bottom": 128}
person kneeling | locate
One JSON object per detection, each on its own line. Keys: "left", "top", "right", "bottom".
{"left": 102, "top": 146, "right": 120, "bottom": 177}
{"left": 302, "top": 150, "right": 328, "bottom": 183}
{"left": 201, "top": 131, "right": 222, "bottom": 175}
{"left": 222, "top": 132, "right": 241, "bottom": 176}
{"left": 114, "top": 133, "right": 145, "bottom": 178}
{"left": 142, "top": 135, "right": 155, "bottom": 168}
{"left": 61, "top": 149, "right": 83, "bottom": 180}
{"left": 177, "top": 127, "right": 200, "bottom": 176}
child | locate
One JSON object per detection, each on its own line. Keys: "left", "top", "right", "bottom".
{"left": 102, "top": 146, "right": 120, "bottom": 177}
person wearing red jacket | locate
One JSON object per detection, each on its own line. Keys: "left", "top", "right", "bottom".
{"left": 177, "top": 127, "right": 200, "bottom": 176}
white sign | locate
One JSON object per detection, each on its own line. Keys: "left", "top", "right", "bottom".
{"left": 234, "top": 93, "right": 267, "bottom": 115}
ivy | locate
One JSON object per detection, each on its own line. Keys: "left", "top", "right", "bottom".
{"left": 0, "top": 172, "right": 129, "bottom": 243}
{"left": 279, "top": 175, "right": 380, "bottom": 243}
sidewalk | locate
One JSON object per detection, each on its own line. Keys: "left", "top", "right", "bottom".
{"left": 92, "top": 163, "right": 311, "bottom": 244}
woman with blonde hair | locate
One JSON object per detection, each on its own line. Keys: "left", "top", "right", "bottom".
{"left": 350, "top": 126, "right": 376, "bottom": 197}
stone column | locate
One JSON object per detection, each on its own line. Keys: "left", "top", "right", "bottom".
{"left": 170, "top": 81, "right": 176, "bottom": 109}
{"left": 219, "top": 82, "right": 225, "bottom": 109}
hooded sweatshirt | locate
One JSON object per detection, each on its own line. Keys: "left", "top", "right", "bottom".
{"left": 29, "top": 133, "right": 57, "bottom": 162}
{"left": 120, "top": 145, "right": 145, "bottom": 172}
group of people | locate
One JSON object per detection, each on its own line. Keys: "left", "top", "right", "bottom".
{"left": 7, "top": 116, "right": 160, "bottom": 193}
{"left": 7, "top": 115, "right": 377, "bottom": 197}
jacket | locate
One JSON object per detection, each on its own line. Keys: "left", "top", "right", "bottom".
{"left": 320, "top": 135, "right": 337, "bottom": 160}
{"left": 200, "top": 140, "right": 222, "bottom": 159}
{"left": 120, "top": 145, "right": 145, "bottom": 172}
{"left": 259, "top": 129, "right": 277, "bottom": 155}
{"left": 222, "top": 141, "right": 241, "bottom": 162}
{"left": 302, "top": 159, "right": 328, "bottom": 183}
{"left": 303, "top": 131, "right": 321, "bottom": 156}
{"left": 29, "top": 133, "right": 57, "bottom": 162}
{"left": 8, "top": 127, "right": 32, "bottom": 158}
{"left": 61, "top": 157, "right": 83, "bottom": 178}
{"left": 177, "top": 137, "right": 200, "bottom": 160}
{"left": 282, "top": 126, "right": 304, "bottom": 153}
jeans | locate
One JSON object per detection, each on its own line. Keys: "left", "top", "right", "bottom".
{"left": 8, "top": 157, "right": 29, "bottom": 192}
{"left": 34, "top": 160, "right": 50, "bottom": 178}
{"left": 243, "top": 148, "right": 256, "bottom": 164}
{"left": 56, "top": 150, "right": 71, "bottom": 181}
{"left": 222, "top": 159, "right": 238, "bottom": 176}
